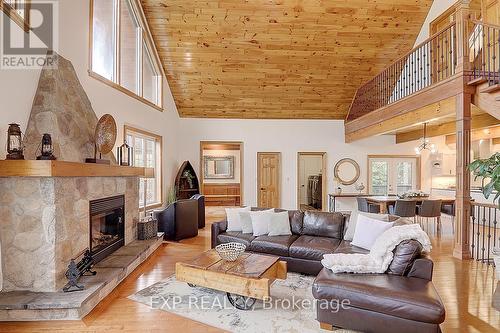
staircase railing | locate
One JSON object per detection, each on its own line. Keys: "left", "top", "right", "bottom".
{"left": 468, "top": 20, "right": 500, "bottom": 85}
{"left": 346, "top": 22, "right": 457, "bottom": 122}
{"left": 470, "top": 202, "right": 499, "bottom": 265}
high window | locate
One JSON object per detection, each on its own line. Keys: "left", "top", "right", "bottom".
{"left": 90, "top": 0, "right": 163, "bottom": 109}
{"left": 1, "top": 0, "right": 30, "bottom": 31}
{"left": 125, "top": 126, "right": 162, "bottom": 209}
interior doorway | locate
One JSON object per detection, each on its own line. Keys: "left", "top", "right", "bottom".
{"left": 257, "top": 152, "right": 281, "bottom": 208}
{"left": 297, "top": 152, "right": 326, "bottom": 211}
{"left": 200, "top": 141, "right": 243, "bottom": 207}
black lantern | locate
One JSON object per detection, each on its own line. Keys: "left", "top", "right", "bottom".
{"left": 6, "top": 123, "right": 24, "bottom": 160}
{"left": 117, "top": 141, "right": 133, "bottom": 166}
{"left": 36, "top": 133, "right": 56, "bottom": 160}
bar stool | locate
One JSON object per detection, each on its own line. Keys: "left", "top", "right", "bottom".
{"left": 417, "top": 200, "right": 442, "bottom": 231}
{"left": 390, "top": 200, "right": 417, "bottom": 222}
{"left": 357, "top": 197, "right": 380, "bottom": 213}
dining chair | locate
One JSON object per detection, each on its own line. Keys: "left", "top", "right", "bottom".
{"left": 357, "top": 197, "right": 380, "bottom": 213}
{"left": 390, "top": 200, "right": 417, "bottom": 222}
{"left": 417, "top": 200, "right": 442, "bottom": 231}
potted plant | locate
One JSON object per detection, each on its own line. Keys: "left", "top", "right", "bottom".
{"left": 469, "top": 152, "right": 500, "bottom": 208}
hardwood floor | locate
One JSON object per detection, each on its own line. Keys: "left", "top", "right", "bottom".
{"left": 0, "top": 208, "right": 499, "bottom": 333}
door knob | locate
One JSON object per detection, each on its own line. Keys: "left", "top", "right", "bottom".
{"left": 260, "top": 188, "right": 265, "bottom": 190}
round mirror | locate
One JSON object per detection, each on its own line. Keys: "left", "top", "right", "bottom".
{"left": 334, "top": 158, "right": 360, "bottom": 185}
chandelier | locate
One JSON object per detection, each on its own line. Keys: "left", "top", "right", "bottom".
{"left": 414, "top": 123, "right": 437, "bottom": 155}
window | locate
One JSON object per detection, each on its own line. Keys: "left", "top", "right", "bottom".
{"left": 125, "top": 126, "right": 162, "bottom": 208}
{"left": 1, "top": 0, "right": 30, "bottom": 31}
{"left": 368, "top": 156, "right": 420, "bottom": 195}
{"left": 90, "top": 0, "right": 163, "bottom": 109}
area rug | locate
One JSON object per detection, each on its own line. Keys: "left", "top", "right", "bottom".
{"left": 129, "top": 273, "right": 355, "bottom": 333}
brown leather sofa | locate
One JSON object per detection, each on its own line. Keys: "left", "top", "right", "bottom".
{"left": 211, "top": 208, "right": 445, "bottom": 332}
{"left": 212, "top": 208, "right": 346, "bottom": 275}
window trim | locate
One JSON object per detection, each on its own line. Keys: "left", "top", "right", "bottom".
{"left": 124, "top": 125, "right": 163, "bottom": 209}
{"left": 1, "top": 0, "right": 30, "bottom": 32}
{"left": 89, "top": 0, "right": 164, "bottom": 111}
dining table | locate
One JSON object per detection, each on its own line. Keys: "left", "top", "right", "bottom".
{"left": 363, "top": 196, "right": 456, "bottom": 214}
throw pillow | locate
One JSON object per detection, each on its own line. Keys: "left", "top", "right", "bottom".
{"left": 240, "top": 209, "right": 274, "bottom": 234}
{"left": 268, "top": 211, "right": 292, "bottom": 236}
{"left": 351, "top": 214, "right": 394, "bottom": 250}
{"left": 226, "top": 206, "right": 251, "bottom": 232}
{"left": 344, "top": 212, "right": 399, "bottom": 241}
{"left": 250, "top": 210, "right": 275, "bottom": 236}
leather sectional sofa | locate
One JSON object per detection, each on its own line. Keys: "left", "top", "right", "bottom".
{"left": 211, "top": 208, "right": 445, "bottom": 333}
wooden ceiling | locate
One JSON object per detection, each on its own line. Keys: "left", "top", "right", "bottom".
{"left": 141, "top": 0, "right": 433, "bottom": 119}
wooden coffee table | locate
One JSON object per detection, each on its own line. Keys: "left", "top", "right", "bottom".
{"left": 175, "top": 249, "right": 287, "bottom": 310}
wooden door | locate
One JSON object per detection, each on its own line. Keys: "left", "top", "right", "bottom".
{"left": 257, "top": 153, "right": 281, "bottom": 208}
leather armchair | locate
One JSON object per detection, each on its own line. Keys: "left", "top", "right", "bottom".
{"left": 190, "top": 194, "right": 205, "bottom": 229}
{"left": 153, "top": 199, "right": 199, "bottom": 241}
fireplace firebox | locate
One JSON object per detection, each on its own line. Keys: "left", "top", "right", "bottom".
{"left": 89, "top": 195, "right": 125, "bottom": 263}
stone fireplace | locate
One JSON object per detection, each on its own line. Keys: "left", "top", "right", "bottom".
{"left": 0, "top": 54, "right": 143, "bottom": 293}
{"left": 0, "top": 176, "right": 139, "bottom": 292}
{"left": 0, "top": 54, "right": 161, "bottom": 321}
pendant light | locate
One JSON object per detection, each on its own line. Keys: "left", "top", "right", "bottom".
{"left": 414, "top": 123, "right": 437, "bottom": 155}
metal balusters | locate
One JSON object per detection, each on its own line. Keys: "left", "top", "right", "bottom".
{"left": 347, "top": 23, "right": 461, "bottom": 121}
{"left": 470, "top": 202, "right": 500, "bottom": 265}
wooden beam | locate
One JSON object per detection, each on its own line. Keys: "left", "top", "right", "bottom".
{"left": 493, "top": 137, "right": 500, "bottom": 145}
{"left": 445, "top": 125, "right": 500, "bottom": 145}
{"left": 453, "top": 91, "right": 472, "bottom": 260}
{"left": 345, "top": 97, "right": 456, "bottom": 143}
{"left": 396, "top": 112, "right": 500, "bottom": 143}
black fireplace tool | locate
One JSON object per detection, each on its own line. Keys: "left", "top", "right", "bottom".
{"left": 63, "top": 249, "right": 97, "bottom": 292}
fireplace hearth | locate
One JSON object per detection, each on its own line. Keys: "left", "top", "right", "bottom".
{"left": 90, "top": 195, "right": 125, "bottom": 263}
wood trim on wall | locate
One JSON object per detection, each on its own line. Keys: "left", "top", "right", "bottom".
{"left": 1, "top": 0, "right": 30, "bottom": 32}
{"left": 366, "top": 154, "right": 421, "bottom": 194}
{"left": 297, "top": 152, "right": 327, "bottom": 211}
{"left": 124, "top": 125, "right": 163, "bottom": 209}
{"left": 200, "top": 141, "right": 244, "bottom": 206}
{"left": 257, "top": 152, "right": 282, "bottom": 208}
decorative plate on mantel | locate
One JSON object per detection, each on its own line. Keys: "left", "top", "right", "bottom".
{"left": 95, "top": 114, "right": 117, "bottom": 155}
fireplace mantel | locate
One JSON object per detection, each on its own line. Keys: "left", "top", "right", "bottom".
{"left": 0, "top": 160, "right": 154, "bottom": 178}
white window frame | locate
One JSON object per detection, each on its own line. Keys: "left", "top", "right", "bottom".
{"left": 367, "top": 155, "right": 421, "bottom": 195}
{"left": 124, "top": 125, "right": 163, "bottom": 209}
{"left": 89, "top": 0, "right": 164, "bottom": 110}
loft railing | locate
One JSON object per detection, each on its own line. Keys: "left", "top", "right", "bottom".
{"left": 470, "top": 202, "right": 499, "bottom": 265}
{"left": 347, "top": 22, "right": 457, "bottom": 122}
{"left": 468, "top": 20, "right": 500, "bottom": 84}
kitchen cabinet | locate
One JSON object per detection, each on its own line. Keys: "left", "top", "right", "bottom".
{"left": 441, "top": 154, "right": 456, "bottom": 176}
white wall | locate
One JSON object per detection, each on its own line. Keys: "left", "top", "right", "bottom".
{"left": 0, "top": 0, "right": 181, "bottom": 196}
{"left": 177, "top": 119, "right": 417, "bottom": 210}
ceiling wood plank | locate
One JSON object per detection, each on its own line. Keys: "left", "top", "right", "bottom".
{"left": 395, "top": 112, "right": 500, "bottom": 143}
{"left": 141, "top": 0, "right": 433, "bottom": 119}
{"left": 445, "top": 125, "right": 500, "bottom": 145}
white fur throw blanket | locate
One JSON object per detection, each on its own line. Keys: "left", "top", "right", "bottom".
{"left": 321, "top": 224, "right": 431, "bottom": 274}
